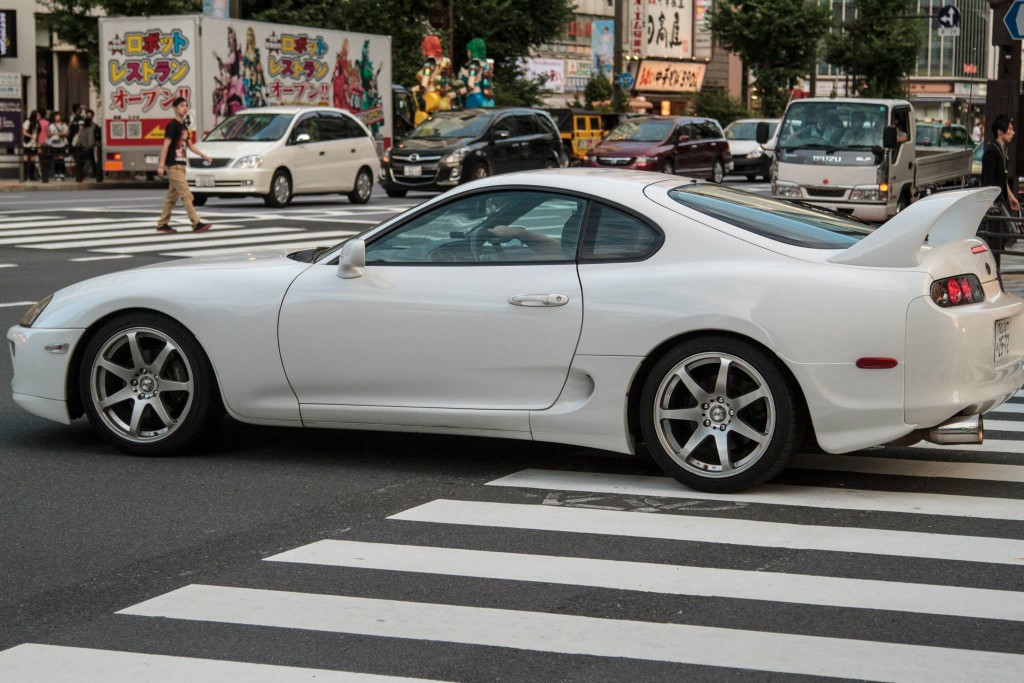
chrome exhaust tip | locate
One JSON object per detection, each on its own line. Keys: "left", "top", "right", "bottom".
{"left": 926, "top": 414, "right": 983, "bottom": 445}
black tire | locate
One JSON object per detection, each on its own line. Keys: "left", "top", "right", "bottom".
{"left": 639, "top": 336, "right": 803, "bottom": 492}
{"left": 661, "top": 159, "right": 675, "bottom": 175}
{"left": 745, "top": 174, "right": 757, "bottom": 182}
{"left": 384, "top": 187, "right": 408, "bottom": 198}
{"left": 896, "top": 191, "right": 910, "bottom": 213}
{"left": 191, "top": 194, "right": 208, "bottom": 206}
{"left": 711, "top": 159, "right": 725, "bottom": 184}
{"left": 264, "top": 169, "right": 292, "bottom": 207}
{"left": 469, "top": 163, "right": 490, "bottom": 181}
{"left": 78, "top": 313, "right": 221, "bottom": 456}
{"left": 544, "top": 157, "right": 559, "bottom": 169}
{"left": 347, "top": 167, "right": 373, "bottom": 204}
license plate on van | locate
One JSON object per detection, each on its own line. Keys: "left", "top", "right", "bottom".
{"left": 995, "top": 318, "right": 1011, "bottom": 362}
{"left": 196, "top": 175, "right": 215, "bottom": 188}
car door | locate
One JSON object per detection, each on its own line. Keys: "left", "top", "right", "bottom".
{"left": 285, "top": 112, "right": 324, "bottom": 192}
{"left": 513, "top": 114, "right": 546, "bottom": 169}
{"left": 487, "top": 115, "right": 521, "bottom": 174}
{"left": 890, "top": 106, "right": 914, "bottom": 202}
{"left": 314, "top": 111, "right": 358, "bottom": 191}
{"left": 675, "top": 122, "right": 701, "bottom": 175}
{"left": 277, "top": 189, "right": 586, "bottom": 416}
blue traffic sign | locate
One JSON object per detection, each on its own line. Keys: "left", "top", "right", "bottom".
{"left": 616, "top": 72, "right": 634, "bottom": 89}
{"left": 938, "top": 5, "right": 960, "bottom": 28}
{"left": 1006, "top": 0, "right": 1024, "bottom": 40}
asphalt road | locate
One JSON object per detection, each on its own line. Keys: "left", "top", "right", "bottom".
{"left": 1, "top": 181, "right": 1023, "bottom": 682}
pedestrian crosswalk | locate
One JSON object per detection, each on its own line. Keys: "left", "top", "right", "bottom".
{"left": 2, "top": 394, "right": 1024, "bottom": 681}
{"left": 0, "top": 204, "right": 416, "bottom": 260}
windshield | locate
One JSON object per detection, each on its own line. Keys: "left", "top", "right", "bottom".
{"left": 205, "top": 113, "right": 292, "bottom": 142}
{"left": 778, "top": 102, "right": 888, "bottom": 150}
{"left": 725, "top": 120, "right": 778, "bottom": 141}
{"left": 916, "top": 123, "right": 969, "bottom": 147}
{"left": 669, "top": 183, "right": 873, "bottom": 249}
{"left": 608, "top": 120, "right": 673, "bottom": 143}
{"left": 410, "top": 113, "right": 494, "bottom": 138}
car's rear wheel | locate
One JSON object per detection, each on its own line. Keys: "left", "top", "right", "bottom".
{"left": 347, "top": 168, "right": 373, "bottom": 204}
{"left": 662, "top": 160, "right": 675, "bottom": 175}
{"left": 544, "top": 158, "right": 559, "bottom": 169}
{"left": 746, "top": 174, "right": 757, "bottom": 182}
{"left": 191, "top": 194, "right": 208, "bottom": 206}
{"left": 264, "top": 169, "right": 292, "bottom": 207}
{"left": 384, "top": 187, "right": 408, "bottom": 198}
{"left": 711, "top": 159, "right": 725, "bottom": 183}
{"left": 639, "top": 337, "right": 802, "bottom": 492}
{"left": 79, "top": 313, "right": 220, "bottom": 456}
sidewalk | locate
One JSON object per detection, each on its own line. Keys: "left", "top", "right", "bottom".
{"left": 0, "top": 177, "right": 158, "bottom": 191}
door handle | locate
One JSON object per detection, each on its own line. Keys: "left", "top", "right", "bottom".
{"left": 351, "top": 149, "right": 357, "bottom": 153}
{"left": 508, "top": 294, "right": 569, "bottom": 307}
{"left": 319, "top": 151, "right": 326, "bottom": 156}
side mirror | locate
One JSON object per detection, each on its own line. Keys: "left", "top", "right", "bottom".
{"left": 677, "top": 135, "right": 690, "bottom": 143}
{"left": 294, "top": 132, "right": 311, "bottom": 144}
{"left": 883, "top": 126, "right": 898, "bottom": 149}
{"left": 756, "top": 121, "right": 770, "bottom": 144}
{"left": 493, "top": 129, "right": 511, "bottom": 142}
{"left": 337, "top": 238, "right": 365, "bottom": 279}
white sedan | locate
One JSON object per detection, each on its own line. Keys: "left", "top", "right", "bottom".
{"left": 8, "top": 170, "right": 1024, "bottom": 492}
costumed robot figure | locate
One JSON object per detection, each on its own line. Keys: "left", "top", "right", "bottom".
{"left": 411, "top": 35, "right": 453, "bottom": 125}
{"left": 457, "top": 38, "right": 494, "bottom": 108}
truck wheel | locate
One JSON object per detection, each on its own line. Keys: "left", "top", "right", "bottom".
{"left": 384, "top": 187, "right": 408, "bottom": 198}
{"left": 264, "top": 169, "right": 292, "bottom": 207}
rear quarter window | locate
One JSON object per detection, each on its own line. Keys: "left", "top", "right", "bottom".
{"left": 581, "top": 203, "right": 663, "bottom": 261}
{"left": 668, "top": 184, "right": 873, "bottom": 249}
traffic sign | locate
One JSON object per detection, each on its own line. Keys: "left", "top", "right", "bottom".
{"left": 937, "top": 5, "right": 961, "bottom": 28}
{"left": 615, "top": 72, "right": 634, "bottom": 89}
{"left": 938, "top": 27, "right": 960, "bottom": 38}
{"left": 1006, "top": 0, "right": 1024, "bottom": 40}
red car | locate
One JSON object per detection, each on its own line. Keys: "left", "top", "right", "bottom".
{"left": 583, "top": 115, "right": 733, "bottom": 182}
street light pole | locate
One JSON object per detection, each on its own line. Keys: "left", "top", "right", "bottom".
{"left": 613, "top": 0, "right": 624, "bottom": 111}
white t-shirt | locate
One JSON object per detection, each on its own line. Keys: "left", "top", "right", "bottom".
{"left": 972, "top": 125, "right": 982, "bottom": 143}
{"left": 48, "top": 122, "right": 69, "bottom": 149}
{"left": 22, "top": 120, "right": 36, "bottom": 149}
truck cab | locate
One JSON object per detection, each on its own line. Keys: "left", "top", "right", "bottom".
{"left": 767, "top": 98, "right": 970, "bottom": 222}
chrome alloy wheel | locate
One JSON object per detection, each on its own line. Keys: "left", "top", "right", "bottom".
{"left": 652, "top": 351, "right": 775, "bottom": 479}
{"left": 355, "top": 171, "right": 372, "bottom": 201}
{"left": 711, "top": 160, "right": 725, "bottom": 184}
{"left": 88, "top": 327, "right": 195, "bottom": 443}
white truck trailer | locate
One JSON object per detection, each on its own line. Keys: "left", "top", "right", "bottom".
{"left": 765, "top": 98, "right": 972, "bottom": 222}
{"left": 98, "top": 15, "right": 392, "bottom": 175}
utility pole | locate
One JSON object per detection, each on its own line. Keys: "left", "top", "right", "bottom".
{"left": 613, "top": 0, "right": 624, "bottom": 111}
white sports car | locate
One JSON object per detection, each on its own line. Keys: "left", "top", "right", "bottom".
{"left": 8, "top": 170, "right": 1024, "bottom": 492}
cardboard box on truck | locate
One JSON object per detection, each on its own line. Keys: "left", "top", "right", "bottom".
{"left": 99, "top": 15, "right": 392, "bottom": 174}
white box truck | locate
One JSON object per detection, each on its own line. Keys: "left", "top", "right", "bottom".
{"left": 98, "top": 15, "right": 392, "bottom": 175}
{"left": 764, "top": 98, "right": 972, "bottom": 222}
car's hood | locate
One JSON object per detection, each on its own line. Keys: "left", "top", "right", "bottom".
{"left": 727, "top": 140, "right": 760, "bottom": 156}
{"left": 192, "top": 140, "right": 277, "bottom": 158}
{"left": 592, "top": 140, "right": 662, "bottom": 156}
{"left": 393, "top": 137, "right": 472, "bottom": 154}
{"left": 131, "top": 247, "right": 309, "bottom": 271}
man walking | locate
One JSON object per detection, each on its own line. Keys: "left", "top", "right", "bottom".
{"left": 156, "top": 97, "right": 211, "bottom": 233}
{"left": 981, "top": 115, "right": 1020, "bottom": 267}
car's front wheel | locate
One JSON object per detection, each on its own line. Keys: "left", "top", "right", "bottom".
{"left": 191, "top": 194, "right": 208, "bottom": 206}
{"left": 469, "top": 163, "right": 490, "bottom": 181}
{"left": 265, "top": 169, "right": 292, "bottom": 207}
{"left": 384, "top": 187, "right": 408, "bottom": 198}
{"left": 347, "top": 168, "right": 373, "bottom": 204}
{"left": 79, "top": 313, "right": 220, "bottom": 456}
{"left": 662, "top": 159, "right": 675, "bottom": 175}
{"left": 639, "top": 337, "right": 802, "bottom": 492}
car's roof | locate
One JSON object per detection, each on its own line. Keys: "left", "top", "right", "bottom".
{"left": 231, "top": 106, "right": 343, "bottom": 115}
{"left": 727, "top": 118, "right": 780, "bottom": 124}
{"left": 459, "top": 168, "right": 678, "bottom": 195}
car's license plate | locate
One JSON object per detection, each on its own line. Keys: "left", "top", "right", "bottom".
{"left": 196, "top": 175, "right": 215, "bottom": 188}
{"left": 145, "top": 155, "right": 159, "bottom": 165}
{"left": 995, "top": 318, "right": 1011, "bottom": 362}
{"left": 403, "top": 165, "right": 422, "bottom": 177}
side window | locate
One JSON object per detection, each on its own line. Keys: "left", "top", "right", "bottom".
{"left": 891, "top": 108, "right": 911, "bottom": 161}
{"left": 365, "top": 190, "right": 586, "bottom": 264}
{"left": 581, "top": 203, "right": 663, "bottom": 261}
{"left": 291, "top": 114, "right": 319, "bottom": 143}
{"left": 679, "top": 123, "right": 698, "bottom": 141}
{"left": 514, "top": 115, "right": 540, "bottom": 135}
{"left": 492, "top": 117, "right": 518, "bottom": 139}
{"left": 317, "top": 112, "right": 353, "bottom": 141}
{"left": 536, "top": 114, "right": 559, "bottom": 137}
{"left": 702, "top": 121, "right": 724, "bottom": 139}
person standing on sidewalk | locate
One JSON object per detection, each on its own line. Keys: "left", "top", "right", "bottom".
{"left": 981, "top": 115, "right": 1020, "bottom": 268}
{"left": 73, "top": 111, "right": 102, "bottom": 182}
{"left": 156, "top": 97, "right": 212, "bottom": 233}
{"left": 47, "top": 112, "right": 69, "bottom": 181}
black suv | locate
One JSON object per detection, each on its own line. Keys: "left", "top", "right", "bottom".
{"left": 381, "top": 108, "right": 566, "bottom": 197}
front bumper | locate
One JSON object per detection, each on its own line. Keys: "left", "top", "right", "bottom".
{"left": 381, "top": 162, "right": 462, "bottom": 191}
{"left": 729, "top": 155, "right": 768, "bottom": 175}
{"left": 7, "top": 325, "right": 86, "bottom": 425}
{"left": 187, "top": 167, "right": 274, "bottom": 195}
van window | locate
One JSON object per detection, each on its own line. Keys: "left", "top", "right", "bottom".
{"left": 318, "top": 111, "right": 364, "bottom": 140}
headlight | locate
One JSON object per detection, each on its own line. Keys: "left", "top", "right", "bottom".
{"left": 849, "top": 185, "right": 887, "bottom": 202}
{"left": 442, "top": 147, "right": 470, "bottom": 166}
{"left": 773, "top": 183, "right": 802, "bottom": 199}
{"left": 749, "top": 146, "right": 764, "bottom": 158}
{"left": 231, "top": 155, "right": 264, "bottom": 169}
{"left": 20, "top": 294, "right": 52, "bottom": 328}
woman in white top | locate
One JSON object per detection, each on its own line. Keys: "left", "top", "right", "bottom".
{"left": 47, "top": 112, "right": 69, "bottom": 180}
{"left": 22, "top": 110, "right": 39, "bottom": 180}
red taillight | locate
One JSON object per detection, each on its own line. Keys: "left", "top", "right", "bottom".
{"left": 856, "top": 357, "right": 898, "bottom": 369}
{"left": 930, "top": 273, "right": 984, "bottom": 307}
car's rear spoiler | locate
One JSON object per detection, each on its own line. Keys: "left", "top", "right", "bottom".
{"left": 828, "top": 187, "right": 1000, "bottom": 267}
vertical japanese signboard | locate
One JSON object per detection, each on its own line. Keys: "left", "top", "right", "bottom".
{"left": 0, "top": 72, "right": 21, "bottom": 150}
{"left": 0, "top": 10, "right": 16, "bottom": 58}
{"left": 630, "top": 0, "right": 645, "bottom": 56}
{"left": 642, "top": 0, "right": 693, "bottom": 60}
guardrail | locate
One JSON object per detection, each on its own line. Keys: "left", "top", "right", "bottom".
{"left": 976, "top": 213, "right": 1024, "bottom": 257}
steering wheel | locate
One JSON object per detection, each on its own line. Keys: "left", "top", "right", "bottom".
{"left": 468, "top": 225, "right": 507, "bottom": 261}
